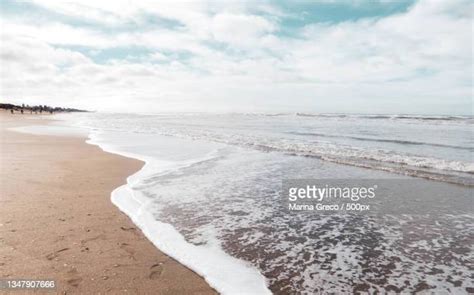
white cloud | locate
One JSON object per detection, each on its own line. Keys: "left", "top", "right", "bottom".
{"left": 0, "top": 0, "right": 471, "bottom": 114}
{"left": 1, "top": 20, "right": 114, "bottom": 48}
{"left": 211, "top": 13, "right": 276, "bottom": 46}
{"left": 150, "top": 52, "right": 168, "bottom": 61}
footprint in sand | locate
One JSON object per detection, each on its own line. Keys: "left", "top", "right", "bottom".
{"left": 46, "top": 248, "right": 69, "bottom": 260}
{"left": 120, "top": 226, "right": 140, "bottom": 237}
{"left": 66, "top": 277, "right": 83, "bottom": 287}
{"left": 66, "top": 268, "right": 83, "bottom": 287}
{"left": 149, "top": 263, "right": 163, "bottom": 279}
{"left": 119, "top": 242, "right": 136, "bottom": 260}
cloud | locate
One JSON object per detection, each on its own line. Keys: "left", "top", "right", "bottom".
{"left": 211, "top": 13, "right": 276, "bottom": 46}
{"left": 0, "top": 0, "right": 471, "bottom": 114}
{"left": 150, "top": 52, "right": 168, "bottom": 61}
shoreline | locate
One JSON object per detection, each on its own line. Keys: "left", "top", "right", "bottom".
{"left": 0, "top": 112, "right": 216, "bottom": 294}
{"left": 85, "top": 130, "right": 271, "bottom": 294}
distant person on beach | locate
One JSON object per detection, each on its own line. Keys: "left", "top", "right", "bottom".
{"left": 10, "top": 109, "right": 14, "bottom": 114}
{"left": 20, "top": 109, "right": 24, "bottom": 114}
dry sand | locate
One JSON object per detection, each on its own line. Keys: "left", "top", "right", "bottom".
{"left": 0, "top": 112, "right": 216, "bottom": 294}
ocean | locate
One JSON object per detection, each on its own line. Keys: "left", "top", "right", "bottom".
{"left": 54, "top": 112, "right": 473, "bottom": 294}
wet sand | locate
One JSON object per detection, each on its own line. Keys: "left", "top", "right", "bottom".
{"left": 0, "top": 112, "right": 216, "bottom": 294}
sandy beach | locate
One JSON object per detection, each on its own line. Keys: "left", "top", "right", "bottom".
{"left": 0, "top": 112, "right": 215, "bottom": 294}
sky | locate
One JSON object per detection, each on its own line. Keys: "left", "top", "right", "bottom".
{"left": 0, "top": 0, "right": 472, "bottom": 114}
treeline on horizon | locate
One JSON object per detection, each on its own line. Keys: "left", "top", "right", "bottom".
{"left": 0, "top": 103, "right": 88, "bottom": 114}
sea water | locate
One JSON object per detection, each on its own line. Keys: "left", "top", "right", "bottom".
{"left": 46, "top": 113, "right": 474, "bottom": 293}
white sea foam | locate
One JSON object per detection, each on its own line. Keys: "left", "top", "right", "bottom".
{"left": 64, "top": 112, "right": 474, "bottom": 185}
{"left": 86, "top": 131, "right": 272, "bottom": 295}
